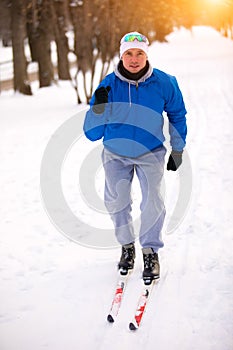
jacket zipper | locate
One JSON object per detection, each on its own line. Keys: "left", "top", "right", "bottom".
{"left": 129, "top": 81, "right": 139, "bottom": 106}
{"left": 128, "top": 82, "right": 132, "bottom": 106}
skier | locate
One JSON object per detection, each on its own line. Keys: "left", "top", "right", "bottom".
{"left": 83, "top": 32, "right": 187, "bottom": 283}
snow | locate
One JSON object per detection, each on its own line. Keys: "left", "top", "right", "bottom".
{"left": 0, "top": 26, "right": 233, "bottom": 349}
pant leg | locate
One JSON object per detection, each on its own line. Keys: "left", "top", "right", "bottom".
{"left": 135, "top": 147, "right": 166, "bottom": 252}
{"left": 102, "top": 149, "right": 135, "bottom": 245}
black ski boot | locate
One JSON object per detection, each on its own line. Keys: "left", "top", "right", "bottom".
{"left": 142, "top": 248, "right": 160, "bottom": 285}
{"left": 118, "top": 243, "right": 135, "bottom": 275}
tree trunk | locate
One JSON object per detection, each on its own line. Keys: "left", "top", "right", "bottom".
{"left": 26, "top": 0, "right": 54, "bottom": 87}
{"left": 11, "top": 0, "right": 32, "bottom": 95}
{"left": 37, "top": 0, "right": 54, "bottom": 87}
{"left": 52, "top": 0, "right": 71, "bottom": 80}
{"left": 26, "top": 0, "right": 39, "bottom": 62}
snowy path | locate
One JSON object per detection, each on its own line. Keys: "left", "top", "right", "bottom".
{"left": 0, "top": 27, "right": 233, "bottom": 350}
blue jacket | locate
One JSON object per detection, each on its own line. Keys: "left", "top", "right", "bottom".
{"left": 84, "top": 64, "right": 187, "bottom": 158}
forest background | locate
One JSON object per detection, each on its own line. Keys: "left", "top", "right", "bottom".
{"left": 0, "top": 0, "right": 232, "bottom": 103}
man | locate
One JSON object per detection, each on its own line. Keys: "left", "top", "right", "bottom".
{"left": 83, "top": 32, "right": 187, "bottom": 284}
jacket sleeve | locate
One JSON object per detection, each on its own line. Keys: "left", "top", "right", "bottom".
{"left": 83, "top": 80, "right": 112, "bottom": 141}
{"left": 83, "top": 93, "right": 105, "bottom": 141}
{"left": 164, "top": 76, "right": 187, "bottom": 151}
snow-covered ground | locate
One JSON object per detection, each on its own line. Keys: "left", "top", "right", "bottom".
{"left": 0, "top": 26, "right": 233, "bottom": 350}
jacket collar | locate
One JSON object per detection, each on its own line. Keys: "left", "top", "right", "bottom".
{"left": 114, "top": 60, "right": 154, "bottom": 85}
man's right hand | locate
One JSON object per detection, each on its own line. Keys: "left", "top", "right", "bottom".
{"left": 93, "top": 86, "right": 111, "bottom": 114}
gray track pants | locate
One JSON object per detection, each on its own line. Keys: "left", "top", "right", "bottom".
{"left": 102, "top": 147, "right": 166, "bottom": 252}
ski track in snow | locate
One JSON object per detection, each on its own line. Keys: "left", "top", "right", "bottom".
{"left": 0, "top": 27, "right": 233, "bottom": 350}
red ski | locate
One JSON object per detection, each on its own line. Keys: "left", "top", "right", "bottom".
{"left": 107, "top": 273, "right": 130, "bottom": 323}
{"left": 129, "top": 279, "right": 158, "bottom": 330}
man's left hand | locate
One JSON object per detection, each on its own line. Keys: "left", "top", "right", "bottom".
{"left": 167, "top": 150, "right": 183, "bottom": 171}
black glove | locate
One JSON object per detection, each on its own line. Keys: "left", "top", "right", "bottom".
{"left": 92, "top": 86, "right": 111, "bottom": 114}
{"left": 167, "top": 150, "right": 183, "bottom": 171}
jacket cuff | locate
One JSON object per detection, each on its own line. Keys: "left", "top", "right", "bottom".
{"left": 171, "top": 150, "right": 183, "bottom": 155}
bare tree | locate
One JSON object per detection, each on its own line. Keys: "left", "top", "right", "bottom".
{"left": 0, "top": 0, "right": 12, "bottom": 47}
{"left": 27, "top": 0, "right": 54, "bottom": 87}
{"left": 69, "top": 0, "right": 97, "bottom": 103}
{"left": 69, "top": 0, "right": 128, "bottom": 103}
{"left": 11, "top": 0, "right": 32, "bottom": 95}
{"left": 52, "top": 0, "right": 71, "bottom": 80}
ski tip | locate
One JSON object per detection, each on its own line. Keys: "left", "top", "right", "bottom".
{"left": 107, "top": 314, "right": 115, "bottom": 323}
{"left": 129, "top": 322, "right": 138, "bottom": 331}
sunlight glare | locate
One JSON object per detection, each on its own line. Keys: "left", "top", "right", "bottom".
{"left": 206, "top": 0, "right": 227, "bottom": 4}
